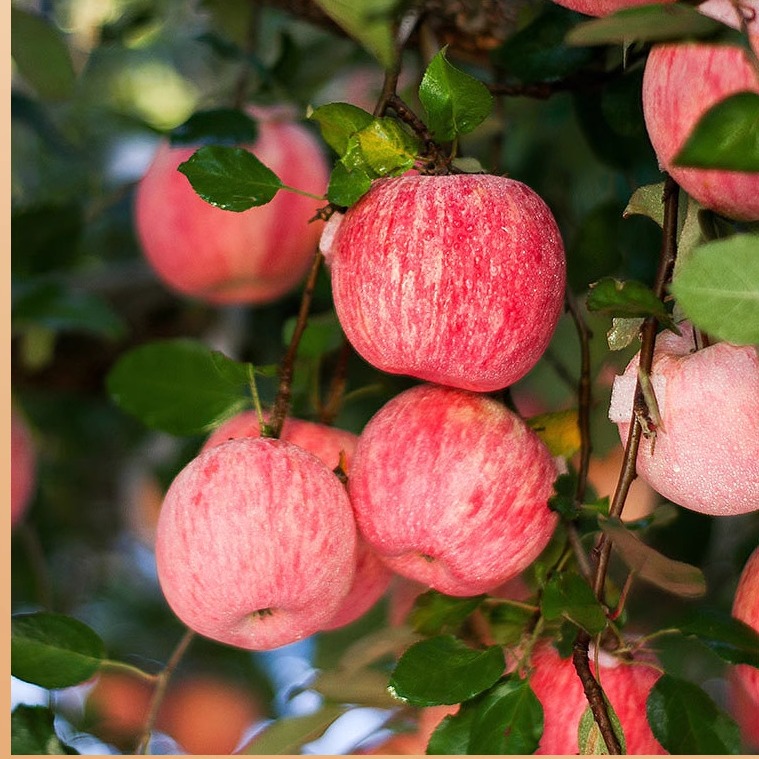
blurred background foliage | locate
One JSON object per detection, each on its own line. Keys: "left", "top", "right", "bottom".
{"left": 11, "top": 0, "right": 759, "bottom": 754}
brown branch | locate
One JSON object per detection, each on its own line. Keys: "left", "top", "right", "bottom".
{"left": 319, "top": 338, "right": 353, "bottom": 425}
{"left": 268, "top": 250, "right": 325, "bottom": 437}
{"left": 135, "top": 628, "right": 195, "bottom": 754}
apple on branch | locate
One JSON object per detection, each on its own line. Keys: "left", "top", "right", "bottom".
{"left": 320, "top": 173, "right": 566, "bottom": 393}
{"left": 348, "top": 384, "right": 559, "bottom": 597}
{"left": 135, "top": 107, "right": 329, "bottom": 305}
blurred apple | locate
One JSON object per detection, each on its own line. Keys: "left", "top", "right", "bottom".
{"left": 11, "top": 408, "right": 36, "bottom": 528}
{"left": 550, "top": 0, "right": 675, "bottom": 15}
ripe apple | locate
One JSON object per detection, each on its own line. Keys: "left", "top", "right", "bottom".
{"left": 155, "top": 436, "right": 358, "bottom": 650}
{"left": 642, "top": 1, "right": 759, "bottom": 221}
{"left": 729, "top": 547, "right": 759, "bottom": 749}
{"left": 156, "top": 675, "right": 262, "bottom": 754}
{"left": 320, "top": 173, "right": 566, "bottom": 392}
{"left": 11, "top": 409, "right": 36, "bottom": 528}
{"left": 529, "top": 641, "right": 665, "bottom": 754}
{"left": 202, "top": 412, "right": 393, "bottom": 630}
{"left": 550, "top": 0, "right": 675, "bottom": 15}
{"left": 608, "top": 324, "right": 759, "bottom": 516}
{"left": 134, "top": 107, "right": 329, "bottom": 304}
{"left": 348, "top": 384, "right": 559, "bottom": 597}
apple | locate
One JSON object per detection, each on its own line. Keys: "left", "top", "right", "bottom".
{"left": 550, "top": 0, "right": 675, "bottom": 16}
{"left": 134, "top": 107, "right": 329, "bottom": 304}
{"left": 320, "top": 173, "right": 566, "bottom": 392}
{"left": 529, "top": 641, "right": 666, "bottom": 754}
{"left": 156, "top": 675, "right": 262, "bottom": 754}
{"left": 642, "top": 0, "right": 759, "bottom": 221}
{"left": 11, "top": 409, "right": 36, "bottom": 528}
{"left": 348, "top": 384, "right": 559, "bottom": 597}
{"left": 729, "top": 547, "right": 759, "bottom": 749}
{"left": 202, "top": 412, "right": 394, "bottom": 630}
{"left": 608, "top": 324, "right": 759, "bottom": 516}
{"left": 155, "top": 436, "right": 358, "bottom": 650}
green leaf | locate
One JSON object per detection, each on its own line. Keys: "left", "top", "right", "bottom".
{"left": 527, "top": 409, "right": 581, "bottom": 458}
{"left": 408, "top": 591, "right": 486, "bottom": 636}
{"left": 12, "top": 282, "right": 128, "bottom": 340}
{"left": 170, "top": 108, "right": 258, "bottom": 147}
{"left": 669, "top": 234, "right": 759, "bottom": 345}
{"left": 312, "top": 0, "right": 397, "bottom": 69}
{"left": 309, "top": 102, "right": 375, "bottom": 156}
{"left": 312, "top": 669, "right": 399, "bottom": 708}
{"left": 327, "top": 162, "right": 373, "bottom": 207}
{"left": 11, "top": 8, "right": 76, "bottom": 101}
{"left": 606, "top": 317, "right": 644, "bottom": 351}
{"left": 178, "top": 146, "right": 283, "bottom": 211}
{"left": 427, "top": 705, "right": 476, "bottom": 755}
{"left": 599, "top": 517, "right": 707, "bottom": 598}
{"left": 624, "top": 182, "right": 665, "bottom": 228}
{"left": 106, "top": 339, "right": 252, "bottom": 436}
{"left": 485, "top": 601, "right": 537, "bottom": 647}
{"left": 419, "top": 47, "right": 493, "bottom": 141}
{"left": 541, "top": 570, "right": 608, "bottom": 635}
{"left": 241, "top": 704, "right": 345, "bottom": 754}
{"left": 12, "top": 612, "right": 106, "bottom": 689}
{"left": 587, "top": 277, "right": 677, "bottom": 330}
{"left": 388, "top": 635, "right": 505, "bottom": 706}
{"left": 467, "top": 677, "right": 544, "bottom": 755}
{"left": 647, "top": 674, "right": 742, "bottom": 754}
{"left": 676, "top": 608, "right": 759, "bottom": 667}
{"left": 352, "top": 118, "right": 421, "bottom": 175}
{"left": 674, "top": 92, "right": 759, "bottom": 172}
{"left": 492, "top": 4, "right": 596, "bottom": 83}
{"left": 566, "top": 4, "right": 729, "bottom": 46}
{"left": 283, "top": 311, "right": 344, "bottom": 359}
{"left": 578, "top": 698, "right": 627, "bottom": 754}
{"left": 548, "top": 472, "right": 580, "bottom": 519}
{"left": 11, "top": 706, "right": 79, "bottom": 755}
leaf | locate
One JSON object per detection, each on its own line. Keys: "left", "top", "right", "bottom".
{"left": 309, "top": 102, "right": 375, "bottom": 156}
{"left": 388, "top": 635, "right": 505, "bottom": 706}
{"left": 408, "top": 591, "right": 486, "bottom": 636}
{"left": 548, "top": 472, "right": 580, "bottom": 519}
{"left": 486, "top": 601, "right": 536, "bottom": 647}
{"left": 527, "top": 409, "right": 581, "bottom": 458}
{"left": 12, "top": 612, "right": 106, "bottom": 689}
{"left": 566, "top": 4, "right": 728, "bottom": 46}
{"left": 587, "top": 277, "right": 676, "bottom": 330}
{"left": 646, "top": 674, "right": 742, "bottom": 754}
{"left": 427, "top": 705, "right": 476, "bottom": 755}
{"left": 170, "top": 108, "right": 258, "bottom": 147}
{"left": 674, "top": 92, "right": 759, "bottom": 172}
{"left": 178, "top": 146, "right": 283, "bottom": 211}
{"left": 467, "top": 677, "right": 544, "bottom": 755}
{"left": 11, "top": 705, "right": 79, "bottom": 755}
{"left": 578, "top": 698, "right": 627, "bottom": 754}
{"left": 241, "top": 704, "right": 345, "bottom": 754}
{"left": 283, "top": 311, "right": 344, "bottom": 359}
{"left": 106, "top": 339, "right": 252, "bottom": 436}
{"left": 352, "top": 118, "right": 420, "bottom": 175}
{"left": 419, "top": 47, "right": 494, "bottom": 141}
{"left": 492, "top": 4, "right": 597, "bottom": 83}
{"left": 312, "top": 669, "right": 399, "bottom": 708}
{"left": 624, "top": 182, "right": 665, "bottom": 228}
{"left": 540, "top": 571, "right": 608, "bottom": 635}
{"left": 12, "top": 282, "right": 128, "bottom": 340}
{"left": 11, "top": 8, "right": 76, "bottom": 101}
{"left": 327, "top": 162, "right": 373, "bottom": 207}
{"left": 312, "top": 0, "right": 397, "bottom": 70}
{"left": 669, "top": 234, "right": 759, "bottom": 345}
{"left": 676, "top": 608, "right": 759, "bottom": 667}
{"left": 599, "top": 517, "right": 707, "bottom": 598}
{"left": 606, "top": 317, "right": 644, "bottom": 351}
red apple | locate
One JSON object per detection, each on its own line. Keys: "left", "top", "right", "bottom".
{"left": 529, "top": 641, "right": 666, "bottom": 754}
{"left": 320, "top": 173, "right": 566, "bottom": 392}
{"left": 155, "top": 436, "right": 357, "bottom": 650}
{"left": 608, "top": 325, "right": 759, "bottom": 516}
{"left": 729, "top": 547, "right": 759, "bottom": 749}
{"left": 348, "top": 384, "right": 559, "bottom": 597}
{"left": 156, "top": 675, "right": 262, "bottom": 754}
{"left": 134, "top": 107, "right": 329, "bottom": 304}
{"left": 550, "top": 0, "right": 675, "bottom": 16}
{"left": 11, "top": 409, "right": 36, "bottom": 528}
{"left": 642, "top": 1, "right": 759, "bottom": 221}
{"left": 202, "top": 412, "right": 393, "bottom": 630}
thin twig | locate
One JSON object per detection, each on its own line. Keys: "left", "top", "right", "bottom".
{"left": 135, "top": 628, "right": 195, "bottom": 754}
{"left": 268, "top": 250, "right": 325, "bottom": 437}
{"left": 319, "top": 338, "right": 353, "bottom": 425}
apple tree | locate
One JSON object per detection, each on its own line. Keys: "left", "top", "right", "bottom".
{"left": 10, "top": 0, "right": 759, "bottom": 754}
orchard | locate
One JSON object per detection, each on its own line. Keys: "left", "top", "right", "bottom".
{"left": 9, "top": 0, "right": 759, "bottom": 755}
